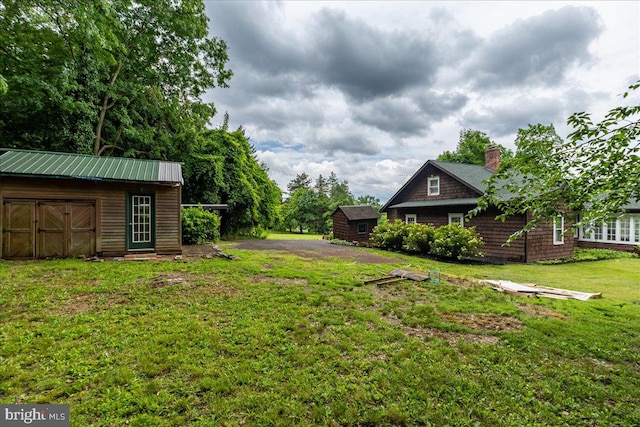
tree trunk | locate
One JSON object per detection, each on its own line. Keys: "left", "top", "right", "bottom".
{"left": 94, "top": 61, "right": 123, "bottom": 155}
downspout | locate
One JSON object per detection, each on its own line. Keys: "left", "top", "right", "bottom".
{"left": 524, "top": 212, "right": 529, "bottom": 263}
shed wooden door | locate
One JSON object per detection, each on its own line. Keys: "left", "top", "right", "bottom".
{"left": 68, "top": 202, "right": 96, "bottom": 257}
{"left": 2, "top": 201, "right": 35, "bottom": 258}
{"left": 2, "top": 200, "right": 96, "bottom": 259}
{"left": 39, "top": 202, "right": 66, "bottom": 257}
{"left": 38, "top": 201, "right": 96, "bottom": 258}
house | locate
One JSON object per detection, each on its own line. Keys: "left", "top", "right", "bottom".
{"left": 381, "top": 147, "right": 575, "bottom": 262}
{"left": 576, "top": 200, "right": 640, "bottom": 252}
{"left": 331, "top": 205, "right": 380, "bottom": 242}
{"left": 0, "top": 149, "right": 183, "bottom": 259}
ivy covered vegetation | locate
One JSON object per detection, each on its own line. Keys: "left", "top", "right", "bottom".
{"left": 0, "top": 1, "right": 282, "bottom": 238}
{"left": 370, "top": 220, "right": 484, "bottom": 260}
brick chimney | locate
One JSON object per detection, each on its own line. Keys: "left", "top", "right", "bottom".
{"left": 485, "top": 146, "right": 501, "bottom": 171}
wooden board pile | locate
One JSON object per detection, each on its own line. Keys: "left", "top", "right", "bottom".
{"left": 364, "top": 269, "right": 430, "bottom": 286}
{"left": 482, "top": 280, "right": 601, "bottom": 301}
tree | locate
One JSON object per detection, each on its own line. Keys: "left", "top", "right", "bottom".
{"left": 182, "top": 126, "right": 281, "bottom": 236}
{"left": 437, "top": 129, "right": 512, "bottom": 165}
{"left": 356, "top": 195, "right": 382, "bottom": 211}
{"left": 315, "top": 174, "right": 330, "bottom": 198}
{"left": 0, "top": 0, "right": 231, "bottom": 156}
{"left": 480, "top": 81, "right": 640, "bottom": 240}
{"left": 283, "top": 188, "right": 324, "bottom": 233}
{"left": 287, "top": 173, "right": 312, "bottom": 195}
{"left": 0, "top": 75, "right": 7, "bottom": 95}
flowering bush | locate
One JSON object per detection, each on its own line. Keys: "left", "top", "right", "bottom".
{"left": 430, "top": 224, "right": 483, "bottom": 260}
{"left": 370, "top": 220, "right": 408, "bottom": 250}
{"left": 402, "top": 223, "right": 436, "bottom": 254}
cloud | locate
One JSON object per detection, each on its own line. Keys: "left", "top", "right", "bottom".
{"left": 460, "top": 87, "right": 597, "bottom": 138}
{"left": 467, "top": 6, "right": 603, "bottom": 89}
{"left": 352, "top": 91, "right": 468, "bottom": 137}
{"left": 203, "top": 2, "right": 638, "bottom": 202}
{"left": 309, "top": 123, "right": 382, "bottom": 156}
{"left": 308, "top": 9, "right": 441, "bottom": 101}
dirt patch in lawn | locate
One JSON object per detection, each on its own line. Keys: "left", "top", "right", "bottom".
{"left": 385, "top": 312, "right": 502, "bottom": 346}
{"left": 516, "top": 303, "right": 569, "bottom": 319}
{"left": 251, "top": 275, "right": 308, "bottom": 286}
{"left": 439, "top": 312, "right": 523, "bottom": 332}
{"left": 58, "top": 293, "right": 130, "bottom": 316}
{"left": 149, "top": 273, "right": 238, "bottom": 296}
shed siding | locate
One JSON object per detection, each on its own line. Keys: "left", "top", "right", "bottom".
{"left": 331, "top": 210, "right": 377, "bottom": 242}
{"left": 332, "top": 210, "right": 350, "bottom": 240}
{"left": 0, "top": 176, "right": 181, "bottom": 258}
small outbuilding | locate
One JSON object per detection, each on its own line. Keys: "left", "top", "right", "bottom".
{"left": 0, "top": 149, "right": 183, "bottom": 259}
{"left": 331, "top": 205, "right": 380, "bottom": 243}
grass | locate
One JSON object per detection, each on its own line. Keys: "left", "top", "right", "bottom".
{"left": 0, "top": 246, "right": 639, "bottom": 426}
{"left": 265, "top": 231, "right": 323, "bottom": 240}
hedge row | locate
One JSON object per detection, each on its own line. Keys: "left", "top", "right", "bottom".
{"left": 370, "top": 220, "right": 484, "bottom": 260}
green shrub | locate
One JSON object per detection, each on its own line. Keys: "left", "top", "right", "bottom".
{"left": 329, "top": 239, "right": 355, "bottom": 246}
{"left": 229, "top": 226, "right": 268, "bottom": 240}
{"left": 538, "top": 247, "right": 638, "bottom": 264}
{"left": 370, "top": 220, "right": 408, "bottom": 250}
{"left": 430, "top": 224, "right": 484, "bottom": 260}
{"left": 181, "top": 206, "right": 221, "bottom": 245}
{"left": 402, "top": 223, "right": 436, "bottom": 254}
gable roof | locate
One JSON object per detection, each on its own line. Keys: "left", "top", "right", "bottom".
{"left": 0, "top": 149, "right": 183, "bottom": 185}
{"left": 381, "top": 160, "right": 494, "bottom": 211}
{"left": 332, "top": 205, "right": 381, "bottom": 221}
{"left": 431, "top": 161, "right": 494, "bottom": 193}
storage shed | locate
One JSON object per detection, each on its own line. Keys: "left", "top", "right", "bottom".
{"left": 0, "top": 149, "right": 183, "bottom": 259}
{"left": 331, "top": 205, "right": 380, "bottom": 242}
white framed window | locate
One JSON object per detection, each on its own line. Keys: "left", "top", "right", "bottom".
{"left": 620, "top": 216, "right": 631, "bottom": 242}
{"left": 448, "top": 213, "right": 464, "bottom": 227}
{"left": 357, "top": 223, "right": 367, "bottom": 234}
{"left": 427, "top": 176, "right": 440, "bottom": 196}
{"left": 405, "top": 214, "right": 417, "bottom": 224}
{"left": 580, "top": 214, "right": 640, "bottom": 244}
{"left": 594, "top": 222, "right": 603, "bottom": 240}
{"left": 582, "top": 222, "right": 594, "bottom": 240}
{"left": 553, "top": 215, "right": 564, "bottom": 245}
{"left": 605, "top": 219, "right": 617, "bottom": 241}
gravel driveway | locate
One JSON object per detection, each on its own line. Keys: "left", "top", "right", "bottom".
{"left": 230, "top": 239, "right": 404, "bottom": 264}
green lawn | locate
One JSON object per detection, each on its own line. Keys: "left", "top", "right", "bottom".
{"left": 0, "top": 246, "right": 638, "bottom": 426}
{"left": 265, "top": 231, "right": 323, "bottom": 240}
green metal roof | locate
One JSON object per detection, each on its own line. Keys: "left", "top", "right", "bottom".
{"left": 0, "top": 149, "right": 183, "bottom": 184}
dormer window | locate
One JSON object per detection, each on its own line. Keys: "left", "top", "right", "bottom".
{"left": 428, "top": 176, "right": 440, "bottom": 196}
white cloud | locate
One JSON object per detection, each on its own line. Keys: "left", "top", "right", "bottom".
{"left": 205, "top": 1, "right": 640, "bottom": 204}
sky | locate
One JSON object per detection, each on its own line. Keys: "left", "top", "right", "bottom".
{"left": 202, "top": 1, "right": 640, "bottom": 203}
